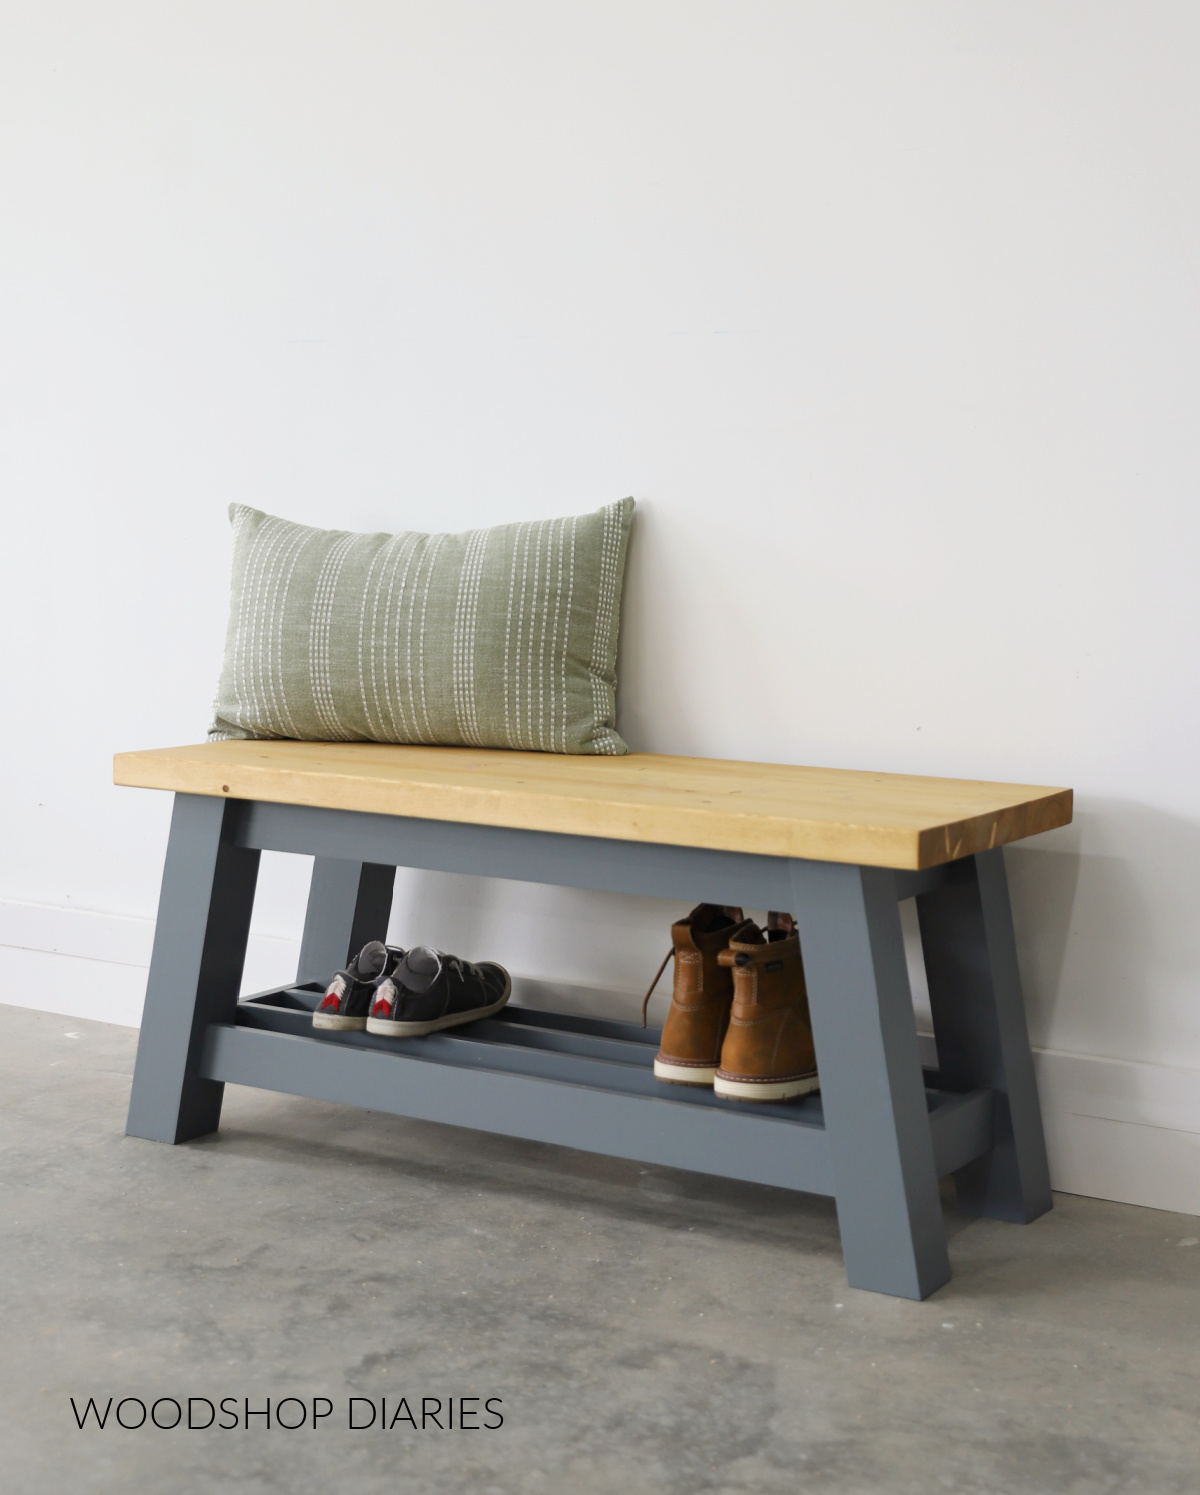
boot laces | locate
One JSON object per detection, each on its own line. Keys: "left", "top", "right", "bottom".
{"left": 641, "top": 947, "right": 675, "bottom": 1028}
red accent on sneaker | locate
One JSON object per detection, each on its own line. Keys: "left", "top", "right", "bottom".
{"left": 371, "top": 994, "right": 392, "bottom": 1019}
{"left": 318, "top": 992, "right": 342, "bottom": 1012}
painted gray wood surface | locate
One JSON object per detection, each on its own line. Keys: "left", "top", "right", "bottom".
{"left": 125, "top": 795, "right": 259, "bottom": 1143}
{"left": 296, "top": 858, "right": 395, "bottom": 985}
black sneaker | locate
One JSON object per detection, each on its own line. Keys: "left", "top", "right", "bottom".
{"left": 313, "top": 941, "right": 406, "bottom": 1031}
{"left": 366, "top": 945, "right": 511, "bottom": 1037}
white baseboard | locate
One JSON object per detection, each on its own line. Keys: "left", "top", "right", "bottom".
{"left": 1030, "top": 1049, "right": 1200, "bottom": 1217}
{"left": 1039, "top": 1107, "right": 1200, "bottom": 1218}
{"left": 0, "top": 898, "right": 302, "bottom": 1027}
{"left": 2, "top": 944, "right": 156, "bottom": 1029}
{"left": 2, "top": 898, "right": 1197, "bottom": 1218}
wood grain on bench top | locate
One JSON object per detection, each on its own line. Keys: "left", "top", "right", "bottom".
{"left": 113, "top": 741, "right": 1072, "bottom": 870}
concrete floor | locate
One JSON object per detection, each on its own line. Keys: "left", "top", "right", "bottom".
{"left": 3, "top": 1003, "right": 1198, "bottom": 1494}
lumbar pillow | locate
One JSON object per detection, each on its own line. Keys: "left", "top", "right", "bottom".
{"left": 208, "top": 498, "right": 634, "bottom": 754}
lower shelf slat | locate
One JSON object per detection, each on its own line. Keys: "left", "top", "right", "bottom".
{"left": 238, "top": 989, "right": 824, "bottom": 1121}
{"left": 201, "top": 1022, "right": 838, "bottom": 1195}
{"left": 209, "top": 988, "right": 994, "bottom": 1194}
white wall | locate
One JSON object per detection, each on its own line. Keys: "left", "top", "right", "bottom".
{"left": 3, "top": 1, "right": 1199, "bottom": 1214}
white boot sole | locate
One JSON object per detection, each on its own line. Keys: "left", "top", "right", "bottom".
{"left": 713, "top": 1072, "right": 820, "bottom": 1102}
{"left": 653, "top": 1058, "right": 717, "bottom": 1086}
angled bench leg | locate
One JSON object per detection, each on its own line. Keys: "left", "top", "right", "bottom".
{"left": 296, "top": 858, "right": 395, "bottom": 986}
{"left": 126, "top": 794, "right": 260, "bottom": 1144}
{"left": 917, "top": 849, "right": 1052, "bottom": 1223}
{"left": 791, "top": 859, "right": 951, "bottom": 1300}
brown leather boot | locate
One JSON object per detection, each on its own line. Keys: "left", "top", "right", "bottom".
{"left": 713, "top": 913, "right": 820, "bottom": 1102}
{"left": 646, "top": 904, "right": 755, "bottom": 1085}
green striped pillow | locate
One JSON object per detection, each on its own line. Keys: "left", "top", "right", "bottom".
{"left": 209, "top": 499, "right": 634, "bottom": 754}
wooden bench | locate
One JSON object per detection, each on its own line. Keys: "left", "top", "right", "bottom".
{"left": 114, "top": 741, "right": 1071, "bottom": 1301}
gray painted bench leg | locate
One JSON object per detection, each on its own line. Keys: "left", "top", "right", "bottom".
{"left": 791, "top": 859, "right": 951, "bottom": 1300}
{"left": 125, "top": 794, "right": 260, "bottom": 1144}
{"left": 917, "top": 849, "right": 1052, "bottom": 1223}
{"left": 296, "top": 859, "right": 395, "bottom": 986}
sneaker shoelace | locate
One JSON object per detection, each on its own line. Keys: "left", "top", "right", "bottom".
{"left": 402, "top": 951, "right": 487, "bottom": 991}
{"left": 445, "top": 955, "right": 485, "bottom": 985}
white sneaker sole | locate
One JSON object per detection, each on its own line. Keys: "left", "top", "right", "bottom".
{"left": 312, "top": 1013, "right": 368, "bottom": 1031}
{"left": 653, "top": 1057, "right": 717, "bottom": 1086}
{"left": 713, "top": 1072, "right": 820, "bottom": 1102}
{"left": 366, "top": 974, "right": 511, "bottom": 1038}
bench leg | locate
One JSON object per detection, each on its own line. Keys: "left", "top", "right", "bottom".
{"left": 296, "top": 859, "right": 395, "bottom": 986}
{"left": 125, "top": 794, "right": 260, "bottom": 1144}
{"left": 790, "top": 859, "right": 951, "bottom": 1300}
{"left": 917, "top": 849, "right": 1052, "bottom": 1223}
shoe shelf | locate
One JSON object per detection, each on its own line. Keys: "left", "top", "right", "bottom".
{"left": 196, "top": 985, "right": 996, "bottom": 1200}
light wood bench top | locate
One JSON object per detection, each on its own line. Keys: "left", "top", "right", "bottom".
{"left": 114, "top": 741, "right": 1071, "bottom": 871}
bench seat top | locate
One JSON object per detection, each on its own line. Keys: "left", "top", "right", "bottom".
{"left": 114, "top": 741, "right": 1071, "bottom": 871}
